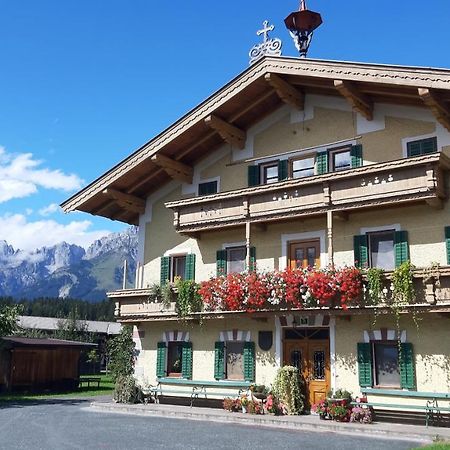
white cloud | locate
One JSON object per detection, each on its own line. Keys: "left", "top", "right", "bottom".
{"left": 0, "top": 213, "right": 112, "bottom": 252}
{"left": 38, "top": 203, "right": 60, "bottom": 217}
{"left": 0, "top": 146, "right": 83, "bottom": 203}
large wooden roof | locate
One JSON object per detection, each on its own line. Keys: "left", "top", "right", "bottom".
{"left": 60, "top": 56, "right": 450, "bottom": 225}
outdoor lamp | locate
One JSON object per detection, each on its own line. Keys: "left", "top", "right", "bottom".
{"left": 284, "top": 0, "right": 323, "bottom": 57}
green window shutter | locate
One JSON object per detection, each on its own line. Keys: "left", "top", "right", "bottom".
{"left": 421, "top": 137, "right": 438, "bottom": 154}
{"left": 243, "top": 341, "right": 255, "bottom": 382}
{"left": 184, "top": 254, "right": 196, "bottom": 280}
{"left": 316, "top": 151, "right": 328, "bottom": 175}
{"left": 156, "top": 342, "right": 167, "bottom": 378}
{"left": 400, "top": 343, "right": 415, "bottom": 389}
{"left": 394, "top": 231, "right": 409, "bottom": 267}
{"left": 249, "top": 246, "right": 256, "bottom": 272}
{"left": 248, "top": 165, "right": 260, "bottom": 187}
{"left": 407, "top": 137, "right": 437, "bottom": 157}
{"left": 278, "top": 160, "right": 288, "bottom": 181}
{"left": 160, "top": 256, "right": 170, "bottom": 286}
{"left": 445, "top": 227, "right": 450, "bottom": 265}
{"left": 353, "top": 235, "right": 368, "bottom": 269}
{"left": 357, "top": 342, "right": 373, "bottom": 387}
{"left": 181, "top": 341, "right": 193, "bottom": 379}
{"left": 216, "top": 249, "right": 227, "bottom": 276}
{"left": 214, "top": 341, "right": 225, "bottom": 380}
{"left": 350, "top": 144, "right": 363, "bottom": 168}
{"left": 198, "top": 181, "right": 218, "bottom": 196}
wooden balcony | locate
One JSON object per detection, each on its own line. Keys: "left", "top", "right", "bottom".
{"left": 109, "top": 267, "right": 450, "bottom": 322}
{"left": 166, "top": 154, "right": 449, "bottom": 233}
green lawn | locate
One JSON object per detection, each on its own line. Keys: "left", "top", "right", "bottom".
{"left": 414, "top": 444, "right": 450, "bottom": 449}
{"left": 0, "top": 374, "right": 114, "bottom": 402}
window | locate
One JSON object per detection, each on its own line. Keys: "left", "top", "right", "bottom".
{"left": 357, "top": 341, "right": 415, "bottom": 389}
{"left": 227, "top": 246, "right": 246, "bottom": 274}
{"left": 368, "top": 230, "right": 395, "bottom": 271}
{"left": 292, "top": 157, "right": 315, "bottom": 178}
{"left": 170, "top": 255, "right": 186, "bottom": 281}
{"left": 225, "top": 341, "right": 245, "bottom": 380}
{"left": 161, "top": 254, "right": 196, "bottom": 285}
{"left": 329, "top": 147, "right": 351, "bottom": 172}
{"left": 407, "top": 137, "right": 437, "bottom": 157}
{"left": 157, "top": 340, "right": 193, "bottom": 379}
{"left": 260, "top": 161, "right": 279, "bottom": 184}
{"left": 167, "top": 342, "right": 183, "bottom": 377}
{"left": 198, "top": 180, "right": 218, "bottom": 196}
{"left": 373, "top": 342, "right": 400, "bottom": 387}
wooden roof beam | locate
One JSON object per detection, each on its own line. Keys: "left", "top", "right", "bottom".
{"left": 102, "top": 188, "right": 145, "bottom": 215}
{"left": 418, "top": 88, "right": 450, "bottom": 132}
{"left": 334, "top": 80, "right": 373, "bottom": 120}
{"left": 265, "top": 73, "right": 304, "bottom": 110}
{"left": 151, "top": 154, "right": 193, "bottom": 184}
{"left": 204, "top": 114, "right": 246, "bottom": 150}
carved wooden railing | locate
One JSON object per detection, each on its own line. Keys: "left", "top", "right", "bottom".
{"left": 166, "top": 153, "right": 449, "bottom": 233}
{"left": 109, "top": 266, "right": 450, "bottom": 320}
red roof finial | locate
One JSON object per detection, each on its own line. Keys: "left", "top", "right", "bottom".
{"left": 300, "top": 0, "right": 307, "bottom": 11}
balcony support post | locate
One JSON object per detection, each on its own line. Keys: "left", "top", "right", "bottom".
{"left": 246, "top": 220, "right": 251, "bottom": 270}
{"left": 327, "top": 210, "right": 334, "bottom": 267}
{"left": 123, "top": 259, "right": 128, "bottom": 290}
{"left": 244, "top": 196, "right": 251, "bottom": 271}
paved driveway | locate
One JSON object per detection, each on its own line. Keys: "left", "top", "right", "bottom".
{"left": 0, "top": 399, "right": 424, "bottom": 450}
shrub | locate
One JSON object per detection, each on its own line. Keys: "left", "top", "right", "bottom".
{"left": 107, "top": 326, "right": 135, "bottom": 383}
{"left": 272, "top": 366, "right": 305, "bottom": 415}
{"left": 113, "top": 375, "right": 142, "bottom": 404}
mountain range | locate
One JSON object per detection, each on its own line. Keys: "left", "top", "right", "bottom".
{"left": 0, "top": 227, "right": 138, "bottom": 302}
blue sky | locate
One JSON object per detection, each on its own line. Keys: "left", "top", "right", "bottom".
{"left": 0, "top": 0, "right": 449, "bottom": 251}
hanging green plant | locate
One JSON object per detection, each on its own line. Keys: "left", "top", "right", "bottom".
{"left": 175, "top": 279, "right": 202, "bottom": 319}
{"left": 272, "top": 366, "right": 305, "bottom": 415}
{"left": 365, "top": 268, "right": 385, "bottom": 305}
{"left": 161, "top": 282, "right": 175, "bottom": 309}
{"left": 391, "top": 261, "right": 415, "bottom": 308}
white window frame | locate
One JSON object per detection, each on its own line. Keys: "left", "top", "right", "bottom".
{"left": 360, "top": 224, "right": 400, "bottom": 271}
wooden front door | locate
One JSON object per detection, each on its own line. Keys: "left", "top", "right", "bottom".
{"left": 283, "top": 335, "right": 330, "bottom": 408}
{"left": 289, "top": 240, "right": 320, "bottom": 270}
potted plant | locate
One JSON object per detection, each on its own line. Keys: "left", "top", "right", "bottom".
{"left": 328, "top": 401, "right": 350, "bottom": 422}
{"left": 240, "top": 394, "right": 249, "bottom": 413}
{"left": 311, "top": 399, "right": 329, "bottom": 419}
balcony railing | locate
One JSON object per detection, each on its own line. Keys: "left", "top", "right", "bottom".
{"left": 166, "top": 154, "right": 449, "bottom": 233}
{"left": 109, "top": 266, "right": 450, "bottom": 320}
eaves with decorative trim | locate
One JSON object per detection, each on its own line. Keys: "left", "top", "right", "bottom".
{"left": 60, "top": 56, "right": 450, "bottom": 225}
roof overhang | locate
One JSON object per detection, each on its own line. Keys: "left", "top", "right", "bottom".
{"left": 61, "top": 56, "right": 450, "bottom": 225}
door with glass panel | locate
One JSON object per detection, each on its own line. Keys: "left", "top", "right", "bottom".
{"left": 283, "top": 329, "right": 330, "bottom": 408}
{"left": 289, "top": 240, "right": 320, "bottom": 270}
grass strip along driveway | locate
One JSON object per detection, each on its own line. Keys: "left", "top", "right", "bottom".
{"left": 0, "top": 374, "right": 114, "bottom": 402}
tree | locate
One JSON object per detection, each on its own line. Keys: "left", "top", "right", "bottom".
{"left": 0, "top": 304, "right": 22, "bottom": 337}
{"left": 107, "top": 326, "right": 135, "bottom": 382}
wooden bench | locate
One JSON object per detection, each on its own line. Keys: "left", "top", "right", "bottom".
{"left": 79, "top": 377, "right": 101, "bottom": 389}
{"left": 142, "top": 378, "right": 251, "bottom": 407}
{"left": 355, "top": 388, "right": 450, "bottom": 427}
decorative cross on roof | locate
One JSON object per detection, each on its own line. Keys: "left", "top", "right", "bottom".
{"left": 257, "top": 20, "right": 275, "bottom": 44}
{"left": 249, "top": 20, "right": 282, "bottom": 65}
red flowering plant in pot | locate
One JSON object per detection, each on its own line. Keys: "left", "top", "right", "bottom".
{"left": 282, "top": 268, "right": 309, "bottom": 308}
{"left": 335, "top": 266, "right": 363, "bottom": 310}
{"left": 245, "top": 272, "right": 271, "bottom": 312}
{"left": 306, "top": 269, "right": 336, "bottom": 307}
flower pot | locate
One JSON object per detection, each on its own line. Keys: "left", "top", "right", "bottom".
{"left": 241, "top": 406, "right": 247, "bottom": 414}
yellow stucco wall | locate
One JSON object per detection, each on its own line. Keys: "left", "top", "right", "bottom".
{"left": 133, "top": 312, "right": 450, "bottom": 404}
{"left": 335, "top": 314, "right": 450, "bottom": 403}
{"left": 134, "top": 317, "right": 277, "bottom": 388}
{"left": 140, "top": 99, "right": 449, "bottom": 288}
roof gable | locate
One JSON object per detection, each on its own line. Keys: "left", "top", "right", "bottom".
{"left": 61, "top": 56, "right": 450, "bottom": 225}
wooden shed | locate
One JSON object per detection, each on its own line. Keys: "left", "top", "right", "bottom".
{"left": 0, "top": 337, "right": 96, "bottom": 392}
